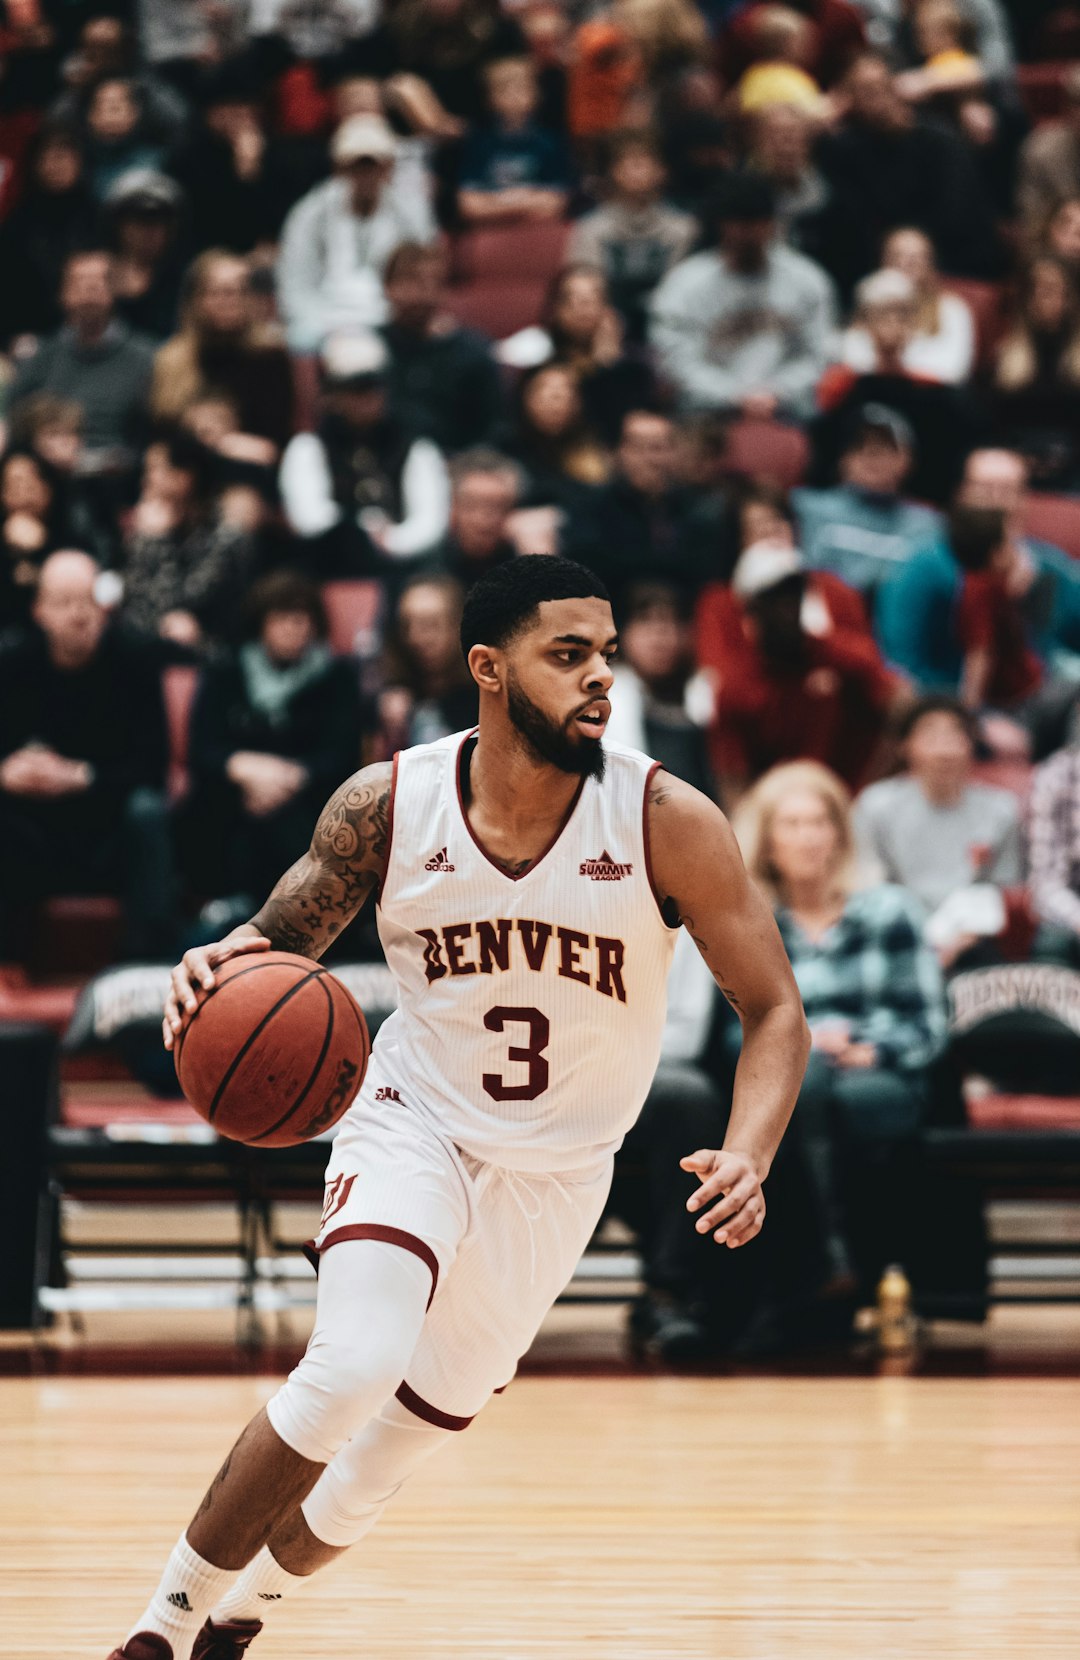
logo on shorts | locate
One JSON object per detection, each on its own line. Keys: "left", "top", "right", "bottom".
{"left": 375, "top": 1086, "right": 403, "bottom": 1104}
{"left": 425, "top": 846, "right": 456, "bottom": 872}
{"left": 579, "top": 849, "right": 633, "bottom": 880}
{"left": 320, "top": 1172, "right": 357, "bottom": 1227}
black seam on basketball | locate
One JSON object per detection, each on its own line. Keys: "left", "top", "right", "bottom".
{"left": 247, "top": 974, "right": 336, "bottom": 1142}
{"left": 175, "top": 959, "right": 324, "bottom": 1087}
{"left": 204, "top": 967, "right": 326, "bottom": 1124}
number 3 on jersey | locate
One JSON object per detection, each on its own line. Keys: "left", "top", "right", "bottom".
{"left": 482, "top": 1006, "right": 550, "bottom": 1101}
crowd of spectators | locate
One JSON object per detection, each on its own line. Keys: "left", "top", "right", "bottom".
{"left": 3, "top": 0, "right": 1080, "bottom": 1359}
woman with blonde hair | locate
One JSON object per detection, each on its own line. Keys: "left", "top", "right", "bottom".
{"left": 151, "top": 250, "right": 294, "bottom": 451}
{"left": 735, "top": 760, "right": 946, "bottom": 1302}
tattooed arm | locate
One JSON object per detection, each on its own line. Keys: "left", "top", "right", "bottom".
{"left": 163, "top": 763, "right": 392, "bottom": 1048}
{"left": 647, "top": 770, "right": 810, "bottom": 1247}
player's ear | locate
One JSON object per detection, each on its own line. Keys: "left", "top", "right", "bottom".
{"left": 468, "top": 642, "right": 502, "bottom": 693}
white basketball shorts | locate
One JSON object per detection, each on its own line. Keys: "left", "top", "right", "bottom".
{"left": 306, "top": 1087, "right": 613, "bottom": 1431}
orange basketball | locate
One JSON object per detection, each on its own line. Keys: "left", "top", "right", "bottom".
{"left": 174, "top": 952, "right": 370, "bottom": 1147}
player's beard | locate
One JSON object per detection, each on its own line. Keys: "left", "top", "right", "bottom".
{"left": 506, "top": 672, "right": 606, "bottom": 781}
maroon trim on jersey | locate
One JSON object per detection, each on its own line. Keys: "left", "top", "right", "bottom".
{"left": 377, "top": 750, "right": 400, "bottom": 905}
{"left": 308, "top": 1224, "right": 439, "bottom": 1309}
{"left": 454, "top": 729, "right": 586, "bottom": 882}
{"left": 643, "top": 762, "right": 677, "bottom": 928}
{"left": 395, "top": 1378, "right": 475, "bottom": 1432}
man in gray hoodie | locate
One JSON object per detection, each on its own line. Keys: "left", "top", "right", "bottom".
{"left": 649, "top": 172, "right": 836, "bottom": 423}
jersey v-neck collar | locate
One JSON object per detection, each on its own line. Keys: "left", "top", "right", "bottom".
{"left": 453, "top": 729, "right": 588, "bottom": 884}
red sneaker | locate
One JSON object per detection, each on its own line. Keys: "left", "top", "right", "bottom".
{"left": 106, "top": 1638, "right": 174, "bottom": 1660}
{"left": 191, "top": 1618, "right": 263, "bottom": 1657}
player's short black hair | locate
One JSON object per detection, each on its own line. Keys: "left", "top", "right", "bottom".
{"left": 460, "top": 556, "right": 611, "bottom": 660}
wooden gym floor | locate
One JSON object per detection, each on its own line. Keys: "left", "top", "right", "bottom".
{"left": 2, "top": 1371, "right": 1078, "bottom": 1659}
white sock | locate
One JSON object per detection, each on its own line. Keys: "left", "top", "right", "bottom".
{"left": 209, "top": 1544, "right": 309, "bottom": 1625}
{"left": 127, "top": 1534, "right": 237, "bottom": 1659}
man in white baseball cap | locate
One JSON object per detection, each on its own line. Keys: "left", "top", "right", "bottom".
{"left": 278, "top": 113, "right": 436, "bottom": 352}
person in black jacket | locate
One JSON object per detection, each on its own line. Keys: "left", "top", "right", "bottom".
{"left": 178, "top": 571, "right": 365, "bottom": 906}
{"left": 0, "top": 550, "right": 173, "bottom": 960}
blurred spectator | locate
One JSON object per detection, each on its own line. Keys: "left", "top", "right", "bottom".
{"left": 877, "top": 448, "right": 1080, "bottom": 728}
{"left": 745, "top": 101, "right": 844, "bottom": 273}
{"left": 1017, "top": 66, "right": 1080, "bottom": 241}
{"left": 817, "top": 51, "right": 1003, "bottom": 292}
{"left": 567, "top": 409, "right": 712, "bottom": 604}
{"left": 0, "top": 448, "right": 77, "bottom": 628}
{"left": 989, "top": 256, "right": 1080, "bottom": 490}
{"left": 377, "top": 573, "right": 478, "bottom": 752}
{"left": 501, "top": 265, "right": 658, "bottom": 447}
{"left": 709, "top": 541, "right": 901, "bottom": 801}
{"left": 174, "top": 62, "right": 295, "bottom": 254}
{"left": 842, "top": 227, "right": 975, "bottom": 383}
{"left": 567, "top": 130, "right": 698, "bottom": 342}
{"left": 347, "top": 0, "right": 530, "bottom": 133}
{"left": 103, "top": 168, "right": 187, "bottom": 340}
{"left": 502, "top": 361, "right": 609, "bottom": 517}
{"left": 51, "top": 16, "right": 189, "bottom": 149}
{"left": 7, "top": 249, "right": 154, "bottom": 471}
{"left": 280, "top": 329, "right": 450, "bottom": 575}
{"left": 814, "top": 268, "right": 980, "bottom": 502}
{"left": 179, "top": 571, "right": 364, "bottom": 906}
{"left": 0, "top": 549, "right": 173, "bottom": 960}
{"left": 731, "top": 6, "right": 826, "bottom": 115}
{"left": 421, "top": 448, "right": 520, "bottom": 588}
{"left": 151, "top": 251, "right": 294, "bottom": 451}
{"left": 380, "top": 242, "right": 503, "bottom": 454}
{"left": 650, "top": 171, "right": 837, "bottom": 420}
{"left": 856, "top": 0, "right": 1014, "bottom": 83}
{"left": 81, "top": 76, "right": 174, "bottom": 202}
{"left": 0, "top": 126, "right": 96, "bottom": 347}
{"left": 721, "top": 0, "right": 866, "bottom": 89}
{"left": 1041, "top": 195, "right": 1080, "bottom": 281}
{"left": 949, "top": 504, "right": 1045, "bottom": 736}
{"left": 735, "top": 759, "right": 947, "bottom": 1297}
{"left": 1030, "top": 739, "right": 1080, "bottom": 960}
{"left": 457, "top": 56, "right": 571, "bottom": 225}
{"left": 795, "top": 402, "right": 939, "bottom": 602}
{"left": 134, "top": 0, "right": 248, "bottom": 81}
{"left": 854, "top": 695, "right": 1022, "bottom": 966}
{"left": 605, "top": 581, "right": 715, "bottom": 795}
{"left": 119, "top": 430, "right": 256, "bottom": 652}
{"left": 277, "top": 114, "right": 436, "bottom": 353}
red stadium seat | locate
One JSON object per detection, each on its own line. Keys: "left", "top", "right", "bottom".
{"left": 722, "top": 418, "right": 810, "bottom": 489}
{"left": 31, "top": 897, "right": 122, "bottom": 979}
{"left": 450, "top": 221, "right": 570, "bottom": 286}
{"left": 1017, "top": 62, "right": 1075, "bottom": 122}
{"left": 0, "top": 965, "right": 80, "bottom": 1034}
{"left": 322, "top": 579, "right": 384, "bottom": 658}
{"left": 1022, "top": 492, "right": 1080, "bottom": 560}
{"left": 164, "top": 665, "right": 199, "bottom": 803}
{"left": 442, "top": 282, "right": 548, "bottom": 339}
{"left": 966, "top": 1092, "right": 1080, "bottom": 1130}
{"left": 291, "top": 354, "right": 321, "bottom": 434}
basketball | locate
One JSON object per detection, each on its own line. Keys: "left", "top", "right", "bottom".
{"left": 174, "top": 951, "right": 370, "bottom": 1147}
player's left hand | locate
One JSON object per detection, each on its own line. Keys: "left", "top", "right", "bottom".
{"left": 680, "top": 1149, "right": 765, "bottom": 1248}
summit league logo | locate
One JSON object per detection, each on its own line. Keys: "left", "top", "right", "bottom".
{"left": 580, "top": 849, "right": 633, "bottom": 881}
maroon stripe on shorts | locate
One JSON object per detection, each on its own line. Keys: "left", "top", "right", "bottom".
{"left": 395, "top": 1378, "right": 475, "bottom": 1432}
{"left": 313, "top": 1223, "right": 439, "bottom": 1309}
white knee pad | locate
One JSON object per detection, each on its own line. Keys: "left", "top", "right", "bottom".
{"left": 302, "top": 1396, "right": 451, "bottom": 1548}
{"left": 267, "top": 1239, "right": 432, "bottom": 1465}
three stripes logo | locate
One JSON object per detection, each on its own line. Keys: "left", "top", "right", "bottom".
{"left": 579, "top": 849, "right": 633, "bottom": 881}
{"left": 425, "top": 846, "right": 456, "bottom": 872}
{"left": 166, "top": 1592, "right": 194, "bottom": 1613}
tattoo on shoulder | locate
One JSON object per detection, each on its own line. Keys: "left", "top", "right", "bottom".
{"left": 252, "top": 764, "right": 393, "bottom": 959}
{"left": 648, "top": 777, "right": 673, "bottom": 808}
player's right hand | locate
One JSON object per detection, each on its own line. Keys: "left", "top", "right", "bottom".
{"left": 162, "top": 935, "right": 272, "bottom": 1050}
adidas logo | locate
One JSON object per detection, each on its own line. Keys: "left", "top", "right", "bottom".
{"left": 424, "top": 846, "right": 456, "bottom": 872}
{"left": 166, "top": 1592, "right": 194, "bottom": 1613}
{"left": 257, "top": 1592, "right": 283, "bottom": 1601}
{"left": 579, "top": 849, "right": 633, "bottom": 881}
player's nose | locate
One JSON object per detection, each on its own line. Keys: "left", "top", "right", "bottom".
{"left": 585, "top": 653, "right": 614, "bottom": 692}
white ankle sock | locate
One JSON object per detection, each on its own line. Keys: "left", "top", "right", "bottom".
{"left": 127, "top": 1534, "right": 237, "bottom": 1658}
{"left": 210, "top": 1545, "right": 308, "bottom": 1624}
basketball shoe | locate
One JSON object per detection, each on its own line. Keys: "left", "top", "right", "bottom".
{"left": 191, "top": 1617, "right": 263, "bottom": 1657}
{"left": 106, "top": 1637, "right": 174, "bottom": 1659}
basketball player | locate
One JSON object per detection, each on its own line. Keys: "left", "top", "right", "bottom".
{"left": 108, "top": 557, "right": 809, "bottom": 1660}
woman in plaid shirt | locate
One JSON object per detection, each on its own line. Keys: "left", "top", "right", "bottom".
{"left": 736, "top": 761, "right": 948, "bottom": 1297}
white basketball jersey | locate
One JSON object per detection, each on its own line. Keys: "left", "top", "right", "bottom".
{"left": 368, "top": 730, "right": 679, "bottom": 1174}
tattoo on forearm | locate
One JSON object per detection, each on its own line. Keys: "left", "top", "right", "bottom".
{"left": 251, "top": 765, "right": 392, "bottom": 959}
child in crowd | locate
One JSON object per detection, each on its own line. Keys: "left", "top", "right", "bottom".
{"left": 457, "top": 56, "right": 572, "bottom": 223}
